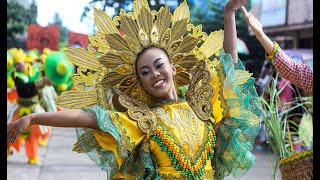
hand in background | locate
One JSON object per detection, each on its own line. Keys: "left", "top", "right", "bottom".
{"left": 225, "top": 0, "right": 248, "bottom": 11}
{"left": 241, "top": 6, "right": 264, "bottom": 38}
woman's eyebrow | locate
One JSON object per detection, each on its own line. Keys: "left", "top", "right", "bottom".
{"left": 153, "top": 58, "right": 162, "bottom": 65}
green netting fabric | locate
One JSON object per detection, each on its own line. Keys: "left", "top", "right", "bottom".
{"left": 212, "top": 50, "right": 262, "bottom": 180}
{"left": 76, "top": 104, "right": 160, "bottom": 179}
{"left": 119, "top": 141, "right": 161, "bottom": 179}
{"left": 83, "top": 105, "right": 128, "bottom": 157}
{"left": 75, "top": 104, "right": 122, "bottom": 179}
{"left": 74, "top": 127, "right": 119, "bottom": 179}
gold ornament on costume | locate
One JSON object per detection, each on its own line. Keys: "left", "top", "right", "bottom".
{"left": 116, "top": 89, "right": 157, "bottom": 134}
{"left": 186, "top": 60, "right": 214, "bottom": 120}
{"left": 57, "top": 0, "right": 224, "bottom": 127}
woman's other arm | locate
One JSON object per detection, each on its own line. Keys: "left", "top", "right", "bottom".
{"left": 8, "top": 109, "right": 99, "bottom": 145}
{"left": 224, "top": 0, "right": 249, "bottom": 64}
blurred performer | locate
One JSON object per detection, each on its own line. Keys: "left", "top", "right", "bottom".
{"left": 7, "top": 49, "right": 50, "bottom": 164}
{"left": 7, "top": 49, "right": 18, "bottom": 104}
{"left": 26, "top": 51, "right": 58, "bottom": 147}
{"left": 7, "top": 50, "right": 19, "bottom": 156}
{"left": 27, "top": 51, "right": 57, "bottom": 111}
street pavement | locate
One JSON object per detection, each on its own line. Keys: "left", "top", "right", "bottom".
{"left": 7, "top": 102, "right": 281, "bottom": 180}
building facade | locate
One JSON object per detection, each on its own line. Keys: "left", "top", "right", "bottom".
{"left": 250, "top": 0, "right": 313, "bottom": 48}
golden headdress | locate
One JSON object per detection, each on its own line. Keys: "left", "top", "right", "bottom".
{"left": 57, "top": 0, "right": 224, "bottom": 112}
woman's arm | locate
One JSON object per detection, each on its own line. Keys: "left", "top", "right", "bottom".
{"left": 8, "top": 109, "right": 99, "bottom": 145}
{"left": 30, "top": 109, "right": 98, "bottom": 128}
{"left": 223, "top": 0, "right": 248, "bottom": 65}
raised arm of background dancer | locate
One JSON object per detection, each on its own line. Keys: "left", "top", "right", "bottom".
{"left": 7, "top": 109, "right": 99, "bottom": 145}
{"left": 240, "top": 6, "right": 273, "bottom": 54}
{"left": 241, "top": 6, "right": 313, "bottom": 95}
{"left": 223, "top": 0, "right": 248, "bottom": 64}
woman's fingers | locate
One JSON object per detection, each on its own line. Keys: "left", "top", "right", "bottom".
{"left": 241, "top": 6, "right": 250, "bottom": 23}
{"left": 7, "top": 124, "right": 19, "bottom": 145}
{"left": 241, "top": 6, "right": 256, "bottom": 26}
{"left": 7, "top": 130, "right": 16, "bottom": 145}
{"left": 10, "top": 132, "right": 17, "bottom": 144}
{"left": 241, "top": 6, "right": 248, "bottom": 15}
{"left": 248, "top": 12, "right": 255, "bottom": 19}
{"left": 7, "top": 131, "right": 12, "bottom": 145}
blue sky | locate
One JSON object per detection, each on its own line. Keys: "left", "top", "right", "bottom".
{"left": 36, "top": 0, "right": 100, "bottom": 34}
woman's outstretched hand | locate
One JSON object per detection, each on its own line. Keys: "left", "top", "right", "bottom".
{"left": 225, "top": 0, "right": 248, "bottom": 11}
{"left": 7, "top": 115, "right": 32, "bottom": 145}
{"left": 241, "top": 6, "right": 264, "bottom": 38}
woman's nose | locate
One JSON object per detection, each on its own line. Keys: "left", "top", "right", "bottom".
{"left": 151, "top": 70, "right": 160, "bottom": 79}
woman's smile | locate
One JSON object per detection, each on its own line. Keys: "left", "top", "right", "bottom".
{"left": 153, "top": 79, "right": 165, "bottom": 88}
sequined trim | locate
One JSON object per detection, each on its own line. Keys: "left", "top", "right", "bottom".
{"left": 151, "top": 122, "right": 216, "bottom": 179}
{"left": 109, "top": 111, "right": 136, "bottom": 151}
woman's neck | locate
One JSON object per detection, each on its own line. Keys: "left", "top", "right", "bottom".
{"left": 154, "top": 88, "right": 178, "bottom": 103}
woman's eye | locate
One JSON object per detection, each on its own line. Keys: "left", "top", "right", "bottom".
{"left": 157, "top": 63, "right": 164, "bottom": 68}
{"left": 141, "top": 71, "right": 149, "bottom": 76}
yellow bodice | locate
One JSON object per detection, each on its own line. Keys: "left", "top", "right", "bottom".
{"left": 93, "top": 100, "right": 218, "bottom": 179}
{"left": 151, "top": 101, "right": 215, "bottom": 179}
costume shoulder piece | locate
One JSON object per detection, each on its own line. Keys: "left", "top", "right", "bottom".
{"left": 186, "top": 60, "right": 214, "bottom": 120}
{"left": 57, "top": 0, "right": 224, "bottom": 132}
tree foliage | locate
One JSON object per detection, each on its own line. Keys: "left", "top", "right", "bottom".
{"left": 49, "top": 13, "right": 70, "bottom": 43}
{"left": 80, "top": 0, "right": 127, "bottom": 22}
{"left": 7, "top": 0, "right": 37, "bottom": 38}
{"left": 80, "top": 0, "right": 181, "bottom": 21}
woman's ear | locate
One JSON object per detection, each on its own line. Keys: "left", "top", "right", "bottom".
{"left": 171, "top": 63, "right": 177, "bottom": 75}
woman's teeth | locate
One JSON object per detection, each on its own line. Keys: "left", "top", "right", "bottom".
{"left": 154, "top": 79, "right": 164, "bottom": 87}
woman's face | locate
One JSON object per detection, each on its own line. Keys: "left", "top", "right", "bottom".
{"left": 136, "top": 48, "right": 177, "bottom": 101}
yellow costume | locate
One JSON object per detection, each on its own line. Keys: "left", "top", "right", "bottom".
{"left": 57, "top": 0, "right": 261, "bottom": 179}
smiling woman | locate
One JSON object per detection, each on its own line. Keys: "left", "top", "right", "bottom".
{"left": 8, "top": 1, "right": 262, "bottom": 179}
